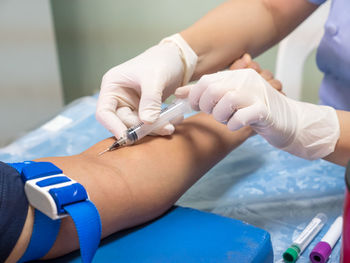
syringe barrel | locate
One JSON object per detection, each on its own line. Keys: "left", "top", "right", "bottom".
{"left": 126, "top": 99, "right": 192, "bottom": 144}
{"left": 293, "top": 213, "right": 327, "bottom": 253}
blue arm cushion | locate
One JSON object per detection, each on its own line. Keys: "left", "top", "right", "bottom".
{"left": 43, "top": 206, "right": 273, "bottom": 263}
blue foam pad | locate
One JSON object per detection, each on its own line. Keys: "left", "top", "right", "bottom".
{"left": 44, "top": 206, "right": 273, "bottom": 263}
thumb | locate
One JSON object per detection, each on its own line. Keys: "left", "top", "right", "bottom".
{"left": 174, "top": 84, "right": 194, "bottom": 99}
{"left": 138, "top": 79, "right": 164, "bottom": 123}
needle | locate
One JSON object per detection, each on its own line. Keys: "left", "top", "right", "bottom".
{"left": 98, "top": 137, "right": 127, "bottom": 156}
{"left": 98, "top": 148, "right": 110, "bottom": 156}
{"left": 98, "top": 99, "right": 191, "bottom": 157}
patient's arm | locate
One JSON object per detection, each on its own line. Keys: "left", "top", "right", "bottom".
{"left": 7, "top": 113, "right": 253, "bottom": 262}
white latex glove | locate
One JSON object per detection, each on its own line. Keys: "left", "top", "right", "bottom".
{"left": 96, "top": 34, "right": 197, "bottom": 138}
{"left": 176, "top": 69, "right": 340, "bottom": 160}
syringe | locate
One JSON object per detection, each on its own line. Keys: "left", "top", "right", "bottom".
{"left": 98, "top": 99, "right": 192, "bottom": 155}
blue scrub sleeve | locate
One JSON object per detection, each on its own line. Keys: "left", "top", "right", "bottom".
{"left": 0, "top": 161, "right": 29, "bottom": 262}
{"left": 308, "top": 0, "right": 327, "bottom": 5}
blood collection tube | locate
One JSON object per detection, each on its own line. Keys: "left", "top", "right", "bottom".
{"left": 309, "top": 216, "right": 342, "bottom": 263}
{"left": 283, "top": 213, "right": 327, "bottom": 263}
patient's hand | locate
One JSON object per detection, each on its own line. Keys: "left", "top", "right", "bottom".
{"left": 229, "top": 53, "right": 284, "bottom": 94}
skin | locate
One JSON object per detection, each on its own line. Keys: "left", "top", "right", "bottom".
{"left": 180, "top": 0, "right": 318, "bottom": 79}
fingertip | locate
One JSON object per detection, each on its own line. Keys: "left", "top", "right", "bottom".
{"left": 230, "top": 53, "right": 252, "bottom": 70}
{"left": 269, "top": 79, "right": 283, "bottom": 92}
{"left": 229, "top": 59, "right": 244, "bottom": 70}
{"left": 211, "top": 91, "right": 237, "bottom": 123}
{"left": 242, "top": 53, "right": 251, "bottom": 65}
{"left": 190, "top": 103, "right": 200, "bottom": 112}
{"left": 170, "top": 115, "right": 184, "bottom": 125}
{"left": 248, "top": 61, "right": 261, "bottom": 73}
{"left": 163, "top": 123, "right": 175, "bottom": 135}
{"left": 188, "top": 88, "right": 201, "bottom": 111}
{"left": 153, "top": 123, "right": 175, "bottom": 136}
{"left": 107, "top": 121, "right": 128, "bottom": 140}
{"left": 260, "top": 70, "right": 273, "bottom": 81}
{"left": 233, "top": 102, "right": 267, "bottom": 127}
{"left": 226, "top": 117, "right": 244, "bottom": 131}
{"left": 139, "top": 82, "right": 163, "bottom": 123}
{"left": 174, "top": 88, "right": 187, "bottom": 98}
{"left": 110, "top": 129, "right": 124, "bottom": 140}
{"left": 174, "top": 85, "right": 191, "bottom": 98}
{"left": 98, "top": 115, "right": 127, "bottom": 139}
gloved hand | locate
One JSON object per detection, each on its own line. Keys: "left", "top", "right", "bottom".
{"left": 229, "top": 53, "right": 283, "bottom": 94}
{"left": 175, "top": 53, "right": 284, "bottom": 99}
{"left": 96, "top": 34, "right": 197, "bottom": 138}
{"left": 177, "top": 69, "right": 340, "bottom": 160}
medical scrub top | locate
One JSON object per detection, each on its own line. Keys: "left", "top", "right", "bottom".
{"left": 309, "top": 0, "right": 350, "bottom": 110}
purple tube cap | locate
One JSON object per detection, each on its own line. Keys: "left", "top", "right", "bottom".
{"left": 310, "top": 241, "right": 332, "bottom": 263}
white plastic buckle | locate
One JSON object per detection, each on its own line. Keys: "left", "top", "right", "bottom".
{"left": 24, "top": 174, "right": 81, "bottom": 220}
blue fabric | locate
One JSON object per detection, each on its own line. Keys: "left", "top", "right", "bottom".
{"left": 42, "top": 206, "right": 273, "bottom": 263}
{"left": 0, "top": 162, "right": 28, "bottom": 262}
{"left": 315, "top": 0, "right": 350, "bottom": 110}
{"left": 19, "top": 210, "right": 61, "bottom": 262}
{"left": 64, "top": 201, "right": 102, "bottom": 263}
{"left": 308, "top": 0, "right": 327, "bottom": 5}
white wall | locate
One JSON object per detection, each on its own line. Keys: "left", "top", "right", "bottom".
{"left": 0, "top": 0, "right": 63, "bottom": 147}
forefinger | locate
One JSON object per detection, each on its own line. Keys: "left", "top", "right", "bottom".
{"left": 188, "top": 75, "right": 213, "bottom": 111}
{"left": 96, "top": 91, "right": 128, "bottom": 139}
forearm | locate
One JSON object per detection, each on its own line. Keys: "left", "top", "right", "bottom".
{"left": 26, "top": 113, "right": 252, "bottom": 259}
{"left": 324, "top": 110, "right": 350, "bottom": 166}
{"left": 181, "top": 0, "right": 317, "bottom": 79}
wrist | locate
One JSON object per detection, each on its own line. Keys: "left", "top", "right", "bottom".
{"left": 160, "top": 33, "right": 198, "bottom": 85}
{"left": 282, "top": 101, "right": 340, "bottom": 160}
{"left": 180, "top": 30, "right": 213, "bottom": 81}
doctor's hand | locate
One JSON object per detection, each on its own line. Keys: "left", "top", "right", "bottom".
{"left": 96, "top": 34, "right": 197, "bottom": 139}
{"left": 180, "top": 69, "right": 340, "bottom": 160}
